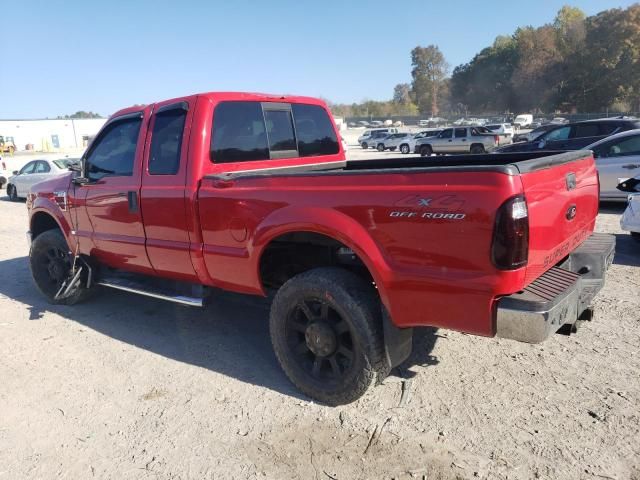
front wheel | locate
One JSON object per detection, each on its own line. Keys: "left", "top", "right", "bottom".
{"left": 361, "top": 142, "right": 368, "bottom": 150}
{"left": 29, "top": 229, "right": 92, "bottom": 305}
{"left": 270, "top": 267, "right": 384, "bottom": 405}
{"left": 400, "top": 144, "right": 410, "bottom": 154}
{"left": 420, "top": 145, "right": 433, "bottom": 156}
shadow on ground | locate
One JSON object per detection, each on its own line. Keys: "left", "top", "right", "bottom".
{"left": 613, "top": 233, "right": 640, "bottom": 267}
{"left": 0, "top": 255, "right": 439, "bottom": 401}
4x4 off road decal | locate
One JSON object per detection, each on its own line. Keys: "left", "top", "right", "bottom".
{"left": 389, "top": 194, "right": 466, "bottom": 220}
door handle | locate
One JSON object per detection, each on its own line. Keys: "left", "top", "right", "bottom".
{"left": 623, "top": 164, "right": 640, "bottom": 169}
{"left": 448, "top": 140, "right": 452, "bottom": 142}
{"left": 462, "top": 139, "right": 467, "bottom": 141}
{"left": 127, "top": 191, "right": 139, "bottom": 213}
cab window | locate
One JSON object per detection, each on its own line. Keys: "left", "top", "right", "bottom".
{"left": 211, "top": 102, "right": 269, "bottom": 163}
{"left": 85, "top": 117, "right": 142, "bottom": 181}
{"left": 149, "top": 108, "right": 187, "bottom": 175}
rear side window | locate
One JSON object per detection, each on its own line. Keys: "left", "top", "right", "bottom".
{"left": 211, "top": 102, "right": 269, "bottom": 163}
{"left": 35, "top": 161, "right": 50, "bottom": 173}
{"left": 573, "top": 123, "right": 601, "bottom": 138}
{"left": 292, "top": 103, "right": 339, "bottom": 157}
{"left": 455, "top": 128, "right": 467, "bottom": 138}
{"left": 149, "top": 108, "right": 187, "bottom": 175}
{"left": 439, "top": 129, "right": 453, "bottom": 138}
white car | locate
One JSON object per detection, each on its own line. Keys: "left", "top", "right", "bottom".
{"left": 357, "top": 128, "right": 397, "bottom": 148}
{"left": 513, "top": 114, "right": 533, "bottom": 129}
{"left": 377, "top": 132, "right": 414, "bottom": 152}
{"left": 485, "top": 123, "right": 514, "bottom": 144}
{"left": 619, "top": 177, "right": 640, "bottom": 242}
{"left": 6, "top": 157, "right": 78, "bottom": 201}
{"left": 587, "top": 129, "right": 640, "bottom": 201}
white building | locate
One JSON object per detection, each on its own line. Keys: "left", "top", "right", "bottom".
{"left": 0, "top": 118, "right": 107, "bottom": 152}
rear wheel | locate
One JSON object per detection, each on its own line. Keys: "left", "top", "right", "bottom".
{"left": 400, "top": 144, "right": 410, "bottom": 154}
{"left": 7, "top": 184, "right": 18, "bottom": 201}
{"left": 29, "top": 229, "right": 92, "bottom": 305}
{"left": 470, "top": 144, "right": 485, "bottom": 154}
{"left": 270, "top": 267, "right": 384, "bottom": 405}
{"left": 420, "top": 145, "right": 433, "bottom": 156}
{"left": 631, "top": 232, "right": 640, "bottom": 243}
{"left": 377, "top": 143, "right": 385, "bottom": 152}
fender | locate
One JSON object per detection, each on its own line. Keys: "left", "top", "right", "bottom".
{"left": 29, "top": 200, "right": 74, "bottom": 249}
{"left": 251, "top": 206, "right": 395, "bottom": 314}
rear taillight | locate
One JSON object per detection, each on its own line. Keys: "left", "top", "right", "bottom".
{"left": 1, "top": 161, "right": 5, "bottom": 170}
{"left": 494, "top": 135, "right": 499, "bottom": 144}
{"left": 492, "top": 195, "right": 529, "bottom": 270}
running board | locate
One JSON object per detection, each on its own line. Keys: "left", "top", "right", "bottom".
{"left": 97, "top": 274, "right": 206, "bottom": 307}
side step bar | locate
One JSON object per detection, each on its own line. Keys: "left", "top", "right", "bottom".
{"left": 97, "top": 274, "right": 206, "bottom": 307}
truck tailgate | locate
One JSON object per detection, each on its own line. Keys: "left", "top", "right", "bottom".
{"left": 519, "top": 152, "right": 599, "bottom": 285}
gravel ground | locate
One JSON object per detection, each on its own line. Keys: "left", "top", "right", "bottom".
{"left": 0, "top": 192, "right": 639, "bottom": 480}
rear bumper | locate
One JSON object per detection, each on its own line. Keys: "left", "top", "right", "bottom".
{"left": 496, "top": 233, "right": 615, "bottom": 343}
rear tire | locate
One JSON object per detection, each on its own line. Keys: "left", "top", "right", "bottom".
{"left": 7, "top": 184, "right": 18, "bottom": 201}
{"left": 470, "top": 144, "right": 485, "bottom": 154}
{"left": 269, "top": 267, "right": 384, "bottom": 405}
{"left": 29, "top": 229, "right": 93, "bottom": 305}
{"left": 420, "top": 145, "right": 433, "bottom": 156}
{"left": 631, "top": 232, "right": 640, "bottom": 243}
{"left": 377, "top": 144, "right": 385, "bottom": 152}
{"left": 400, "top": 144, "right": 410, "bottom": 154}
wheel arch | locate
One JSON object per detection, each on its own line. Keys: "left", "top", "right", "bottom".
{"left": 253, "top": 207, "right": 393, "bottom": 311}
{"left": 30, "top": 206, "right": 73, "bottom": 246}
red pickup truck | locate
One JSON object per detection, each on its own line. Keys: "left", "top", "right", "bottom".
{"left": 26, "top": 92, "right": 614, "bottom": 405}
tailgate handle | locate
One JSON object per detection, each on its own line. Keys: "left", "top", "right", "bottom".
{"left": 566, "top": 172, "right": 577, "bottom": 190}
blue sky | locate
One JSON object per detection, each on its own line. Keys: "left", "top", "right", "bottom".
{"left": 1, "top": 0, "right": 637, "bottom": 118}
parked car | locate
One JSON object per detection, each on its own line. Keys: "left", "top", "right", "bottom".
{"left": 495, "top": 118, "right": 640, "bottom": 154}
{"left": 6, "top": 158, "right": 78, "bottom": 201}
{"left": 513, "top": 114, "right": 533, "bottom": 130}
{"left": 485, "top": 123, "right": 515, "bottom": 144}
{"left": 358, "top": 129, "right": 397, "bottom": 149}
{"left": 416, "top": 126, "right": 502, "bottom": 155}
{"left": 27, "top": 91, "right": 613, "bottom": 405}
{"left": 617, "top": 177, "right": 640, "bottom": 242}
{"left": 586, "top": 130, "right": 640, "bottom": 201}
{"left": 377, "top": 133, "right": 413, "bottom": 152}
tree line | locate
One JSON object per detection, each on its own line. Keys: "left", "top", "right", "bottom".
{"left": 330, "top": 4, "right": 640, "bottom": 118}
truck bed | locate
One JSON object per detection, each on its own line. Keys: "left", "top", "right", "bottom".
{"left": 206, "top": 151, "right": 588, "bottom": 181}
{"left": 199, "top": 150, "right": 599, "bottom": 336}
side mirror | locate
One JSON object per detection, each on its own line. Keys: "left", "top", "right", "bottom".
{"left": 72, "top": 176, "right": 90, "bottom": 185}
{"left": 12, "top": 170, "right": 18, "bottom": 175}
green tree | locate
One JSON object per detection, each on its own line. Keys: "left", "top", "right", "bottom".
{"left": 410, "top": 45, "right": 449, "bottom": 116}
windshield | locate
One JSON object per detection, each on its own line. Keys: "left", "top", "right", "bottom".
{"left": 53, "top": 159, "right": 78, "bottom": 169}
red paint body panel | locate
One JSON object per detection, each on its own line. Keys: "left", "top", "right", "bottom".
{"left": 27, "top": 92, "right": 600, "bottom": 339}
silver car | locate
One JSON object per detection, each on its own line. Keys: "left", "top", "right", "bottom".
{"left": 7, "top": 158, "right": 78, "bottom": 201}
{"left": 588, "top": 129, "right": 640, "bottom": 201}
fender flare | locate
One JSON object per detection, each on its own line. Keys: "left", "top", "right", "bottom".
{"left": 252, "top": 206, "right": 393, "bottom": 311}
{"left": 30, "top": 201, "right": 74, "bottom": 248}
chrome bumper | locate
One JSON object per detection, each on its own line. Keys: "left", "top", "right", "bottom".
{"left": 496, "top": 233, "right": 615, "bottom": 343}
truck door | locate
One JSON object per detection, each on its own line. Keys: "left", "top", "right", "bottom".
{"left": 453, "top": 127, "right": 468, "bottom": 152}
{"left": 140, "top": 99, "right": 198, "bottom": 282}
{"left": 79, "top": 110, "right": 153, "bottom": 274}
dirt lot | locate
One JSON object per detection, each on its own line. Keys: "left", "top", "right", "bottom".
{"left": 1, "top": 195, "right": 639, "bottom": 480}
